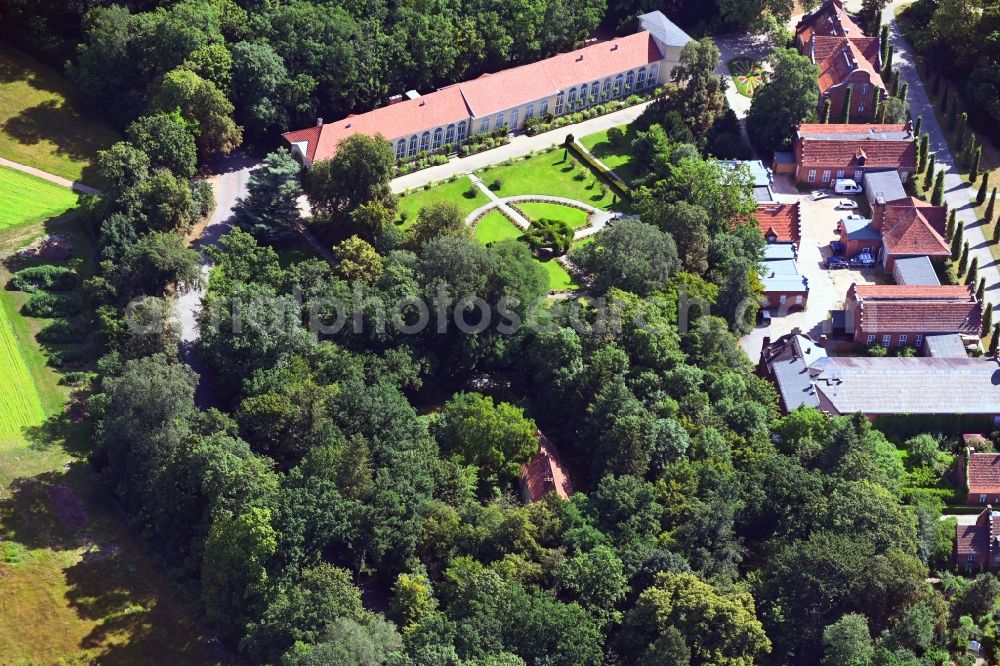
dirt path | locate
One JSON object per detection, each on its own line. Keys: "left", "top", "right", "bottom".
{"left": 0, "top": 156, "right": 102, "bottom": 196}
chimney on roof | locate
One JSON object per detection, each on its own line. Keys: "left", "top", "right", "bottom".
{"left": 388, "top": 94, "right": 404, "bottom": 105}
{"left": 317, "top": 117, "right": 323, "bottom": 127}
{"left": 611, "top": 43, "right": 619, "bottom": 51}
{"left": 576, "top": 55, "right": 584, "bottom": 61}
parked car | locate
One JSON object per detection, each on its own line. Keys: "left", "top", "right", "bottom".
{"left": 849, "top": 252, "right": 876, "bottom": 267}
{"left": 834, "top": 178, "right": 863, "bottom": 194}
{"left": 810, "top": 190, "right": 830, "bottom": 201}
{"left": 835, "top": 199, "right": 858, "bottom": 210}
{"left": 827, "top": 256, "right": 849, "bottom": 269}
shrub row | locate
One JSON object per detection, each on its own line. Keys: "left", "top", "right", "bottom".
{"left": 566, "top": 141, "right": 630, "bottom": 200}
{"left": 9, "top": 265, "right": 77, "bottom": 292}
{"left": 37, "top": 319, "right": 85, "bottom": 343}
{"left": 23, "top": 292, "right": 80, "bottom": 318}
{"left": 523, "top": 92, "right": 655, "bottom": 136}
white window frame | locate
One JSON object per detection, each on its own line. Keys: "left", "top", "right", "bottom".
{"left": 495, "top": 112, "right": 504, "bottom": 128}
{"left": 854, "top": 169, "right": 864, "bottom": 182}
{"left": 822, "top": 170, "right": 831, "bottom": 183}
{"left": 510, "top": 107, "right": 519, "bottom": 128}
{"left": 432, "top": 128, "right": 443, "bottom": 150}
{"left": 882, "top": 334, "right": 891, "bottom": 347}
{"left": 602, "top": 79, "right": 612, "bottom": 100}
{"left": 858, "top": 101, "right": 865, "bottom": 113}
{"left": 420, "top": 131, "right": 431, "bottom": 152}
{"left": 579, "top": 85, "right": 588, "bottom": 108}
{"left": 555, "top": 92, "right": 565, "bottom": 116}
{"left": 456, "top": 122, "right": 467, "bottom": 143}
{"left": 540, "top": 99, "right": 549, "bottom": 115}
{"left": 807, "top": 169, "right": 817, "bottom": 182}
{"left": 836, "top": 170, "right": 845, "bottom": 179}
{"left": 613, "top": 74, "right": 624, "bottom": 97}
{"left": 480, "top": 117, "right": 490, "bottom": 133}
{"left": 900, "top": 171, "right": 909, "bottom": 180}
{"left": 408, "top": 135, "right": 418, "bottom": 157}
{"left": 445, "top": 124, "right": 455, "bottom": 144}
{"left": 867, "top": 334, "right": 876, "bottom": 345}
{"left": 567, "top": 88, "right": 577, "bottom": 109}
{"left": 396, "top": 139, "right": 406, "bottom": 159}
{"left": 862, "top": 84, "right": 869, "bottom": 95}
{"left": 779, "top": 295, "right": 787, "bottom": 304}
{"left": 981, "top": 494, "right": 988, "bottom": 504}
{"left": 899, "top": 335, "right": 907, "bottom": 346}
{"left": 637, "top": 67, "right": 647, "bottom": 89}
{"left": 795, "top": 295, "right": 804, "bottom": 304}
{"left": 524, "top": 103, "right": 535, "bottom": 120}
{"left": 625, "top": 70, "right": 635, "bottom": 91}
{"left": 914, "top": 334, "right": 923, "bottom": 347}
{"left": 648, "top": 64, "right": 659, "bottom": 87}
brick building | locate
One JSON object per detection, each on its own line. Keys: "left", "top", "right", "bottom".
{"left": 520, "top": 431, "right": 573, "bottom": 503}
{"left": 844, "top": 284, "right": 981, "bottom": 350}
{"left": 795, "top": 0, "right": 886, "bottom": 123}
{"left": 793, "top": 124, "right": 916, "bottom": 187}
{"left": 955, "top": 505, "right": 1000, "bottom": 573}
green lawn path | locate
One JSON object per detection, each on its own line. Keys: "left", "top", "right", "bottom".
{"left": 0, "top": 167, "right": 79, "bottom": 230}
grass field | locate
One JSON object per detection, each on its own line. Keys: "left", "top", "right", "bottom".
{"left": 0, "top": 44, "right": 118, "bottom": 183}
{"left": 0, "top": 299, "right": 44, "bottom": 446}
{"left": 579, "top": 126, "right": 639, "bottom": 184}
{"left": 539, "top": 258, "right": 577, "bottom": 292}
{"left": 0, "top": 167, "right": 79, "bottom": 230}
{"left": 397, "top": 176, "right": 489, "bottom": 229}
{"left": 478, "top": 150, "right": 617, "bottom": 209}
{"left": 0, "top": 218, "right": 220, "bottom": 663}
{"left": 514, "top": 202, "right": 591, "bottom": 229}
{"left": 474, "top": 210, "right": 524, "bottom": 244}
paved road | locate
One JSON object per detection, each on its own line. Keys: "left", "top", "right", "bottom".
{"left": 175, "top": 153, "right": 257, "bottom": 345}
{"left": 390, "top": 101, "right": 654, "bottom": 193}
{"left": 0, "top": 156, "right": 102, "bottom": 195}
{"left": 879, "top": 5, "right": 1000, "bottom": 308}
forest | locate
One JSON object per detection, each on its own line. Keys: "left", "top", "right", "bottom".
{"left": 0, "top": 0, "right": 992, "bottom": 664}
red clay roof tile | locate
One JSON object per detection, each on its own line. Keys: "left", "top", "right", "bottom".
{"left": 754, "top": 203, "right": 800, "bottom": 244}
{"left": 969, "top": 454, "right": 1000, "bottom": 495}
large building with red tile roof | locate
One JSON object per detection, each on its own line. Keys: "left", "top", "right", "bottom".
{"left": 845, "top": 283, "right": 982, "bottom": 350}
{"left": 793, "top": 123, "right": 916, "bottom": 186}
{"left": 836, "top": 194, "right": 949, "bottom": 269}
{"left": 282, "top": 11, "right": 691, "bottom": 165}
{"left": 520, "top": 431, "right": 573, "bottom": 503}
{"left": 795, "top": 0, "right": 885, "bottom": 123}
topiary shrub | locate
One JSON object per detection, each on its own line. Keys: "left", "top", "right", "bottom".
{"left": 524, "top": 218, "right": 574, "bottom": 256}
{"left": 23, "top": 292, "right": 80, "bottom": 318}
{"left": 9, "top": 265, "right": 77, "bottom": 292}
{"left": 37, "top": 319, "right": 84, "bottom": 343}
{"left": 490, "top": 178, "right": 503, "bottom": 191}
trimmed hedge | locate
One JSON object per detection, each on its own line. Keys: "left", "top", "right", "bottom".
{"left": 9, "top": 265, "right": 77, "bottom": 292}
{"left": 567, "top": 141, "right": 630, "bottom": 199}
{"left": 23, "top": 292, "right": 80, "bottom": 318}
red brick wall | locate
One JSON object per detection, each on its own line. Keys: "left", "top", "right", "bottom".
{"left": 761, "top": 291, "right": 808, "bottom": 312}
{"left": 822, "top": 72, "right": 883, "bottom": 123}
{"left": 853, "top": 329, "right": 927, "bottom": 349}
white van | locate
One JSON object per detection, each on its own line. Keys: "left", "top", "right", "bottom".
{"left": 834, "top": 178, "right": 862, "bottom": 194}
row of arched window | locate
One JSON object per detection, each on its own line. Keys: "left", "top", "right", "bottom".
{"left": 393, "top": 63, "right": 659, "bottom": 160}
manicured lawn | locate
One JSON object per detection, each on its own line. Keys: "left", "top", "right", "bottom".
{"left": 514, "top": 202, "right": 590, "bottom": 229}
{"left": 0, "top": 297, "right": 44, "bottom": 446}
{"left": 728, "top": 58, "right": 766, "bottom": 97}
{"left": 0, "top": 44, "right": 118, "bottom": 183}
{"left": 0, "top": 167, "right": 79, "bottom": 230}
{"left": 579, "top": 126, "right": 639, "bottom": 184}
{"left": 397, "top": 176, "right": 488, "bottom": 230}
{"left": 474, "top": 210, "right": 523, "bottom": 244}
{"left": 478, "top": 150, "right": 617, "bottom": 209}
{"left": 539, "top": 258, "right": 577, "bottom": 292}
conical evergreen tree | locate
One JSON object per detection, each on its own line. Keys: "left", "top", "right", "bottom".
{"left": 947, "top": 208, "right": 957, "bottom": 242}
{"left": 897, "top": 82, "right": 908, "bottom": 101}
{"left": 871, "top": 94, "right": 881, "bottom": 123}
{"left": 947, "top": 96, "right": 958, "bottom": 131}
{"left": 914, "top": 114, "right": 923, "bottom": 137}
{"left": 986, "top": 188, "right": 997, "bottom": 225}
{"left": 917, "top": 133, "right": 929, "bottom": 173}
{"left": 991, "top": 324, "right": 1000, "bottom": 356}
{"left": 971, "top": 147, "right": 983, "bottom": 183}
{"left": 978, "top": 278, "right": 987, "bottom": 304}
{"left": 231, "top": 147, "right": 303, "bottom": 242}
{"left": 958, "top": 241, "right": 970, "bottom": 276}
{"left": 822, "top": 98, "right": 832, "bottom": 124}
{"left": 956, "top": 112, "right": 968, "bottom": 148}
{"left": 923, "top": 154, "right": 936, "bottom": 191}
{"left": 982, "top": 302, "right": 993, "bottom": 337}
{"left": 952, "top": 222, "right": 965, "bottom": 260}
{"left": 889, "top": 70, "right": 900, "bottom": 97}
{"left": 880, "top": 25, "right": 890, "bottom": 61}
{"left": 883, "top": 45, "right": 894, "bottom": 77}
{"left": 967, "top": 256, "right": 979, "bottom": 286}
{"left": 842, "top": 86, "right": 853, "bottom": 123}
{"left": 978, "top": 173, "right": 990, "bottom": 206}
{"left": 931, "top": 170, "right": 945, "bottom": 206}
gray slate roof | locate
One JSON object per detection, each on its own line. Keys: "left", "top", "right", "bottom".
{"left": 809, "top": 357, "right": 1000, "bottom": 415}
{"left": 753, "top": 185, "right": 775, "bottom": 203}
{"left": 923, "top": 333, "right": 968, "bottom": 358}
{"left": 768, "top": 335, "right": 827, "bottom": 411}
{"left": 638, "top": 11, "right": 694, "bottom": 47}
{"left": 864, "top": 170, "right": 907, "bottom": 204}
{"left": 894, "top": 255, "right": 940, "bottom": 286}
{"left": 843, "top": 218, "right": 881, "bottom": 240}
{"left": 798, "top": 127, "right": 911, "bottom": 141}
